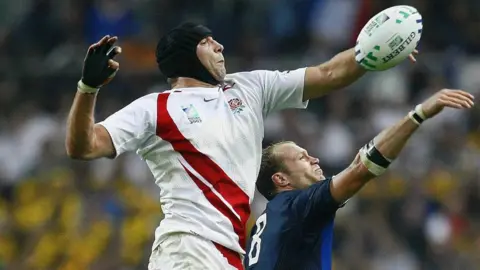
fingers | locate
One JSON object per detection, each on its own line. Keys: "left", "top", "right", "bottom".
{"left": 446, "top": 89, "right": 475, "bottom": 100}
{"left": 87, "top": 35, "right": 119, "bottom": 56}
{"left": 102, "top": 36, "right": 118, "bottom": 54}
{"left": 107, "top": 46, "right": 122, "bottom": 59}
{"left": 408, "top": 50, "right": 419, "bottom": 64}
{"left": 438, "top": 98, "right": 464, "bottom": 109}
{"left": 444, "top": 90, "right": 475, "bottom": 107}
{"left": 408, "top": 54, "right": 417, "bottom": 63}
{"left": 94, "top": 35, "right": 111, "bottom": 49}
{"left": 87, "top": 36, "right": 107, "bottom": 56}
{"left": 108, "top": 59, "right": 120, "bottom": 70}
{"left": 449, "top": 92, "right": 474, "bottom": 107}
{"left": 86, "top": 45, "right": 96, "bottom": 57}
{"left": 444, "top": 95, "right": 473, "bottom": 109}
{"left": 86, "top": 35, "right": 110, "bottom": 57}
{"left": 439, "top": 89, "right": 475, "bottom": 109}
{"left": 106, "top": 62, "right": 120, "bottom": 84}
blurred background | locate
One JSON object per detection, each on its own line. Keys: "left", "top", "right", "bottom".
{"left": 0, "top": 0, "right": 479, "bottom": 269}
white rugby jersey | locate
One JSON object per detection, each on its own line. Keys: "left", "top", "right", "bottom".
{"left": 98, "top": 68, "right": 308, "bottom": 254}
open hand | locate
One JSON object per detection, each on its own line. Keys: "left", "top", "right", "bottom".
{"left": 421, "top": 89, "right": 474, "bottom": 118}
{"left": 82, "top": 35, "right": 122, "bottom": 88}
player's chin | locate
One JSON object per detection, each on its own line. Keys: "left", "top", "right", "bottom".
{"left": 314, "top": 172, "right": 325, "bottom": 181}
{"left": 211, "top": 71, "right": 226, "bottom": 83}
{"left": 313, "top": 169, "right": 325, "bottom": 181}
{"left": 217, "top": 68, "right": 227, "bottom": 80}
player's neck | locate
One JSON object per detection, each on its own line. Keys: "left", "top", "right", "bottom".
{"left": 171, "top": 77, "right": 218, "bottom": 89}
{"left": 276, "top": 186, "right": 295, "bottom": 194}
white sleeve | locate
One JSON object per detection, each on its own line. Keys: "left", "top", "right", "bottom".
{"left": 97, "top": 94, "right": 156, "bottom": 157}
{"left": 255, "top": 68, "right": 308, "bottom": 116}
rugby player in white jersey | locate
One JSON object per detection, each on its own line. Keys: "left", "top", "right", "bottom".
{"left": 65, "top": 22, "right": 417, "bottom": 270}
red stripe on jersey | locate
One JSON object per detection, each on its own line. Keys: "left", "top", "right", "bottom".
{"left": 213, "top": 242, "right": 243, "bottom": 270}
{"left": 156, "top": 92, "right": 250, "bottom": 250}
{"left": 181, "top": 164, "right": 245, "bottom": 270}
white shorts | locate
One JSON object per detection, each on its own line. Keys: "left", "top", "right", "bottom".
{"left": 148, "top": 232, "right": 243, "bottom": 270}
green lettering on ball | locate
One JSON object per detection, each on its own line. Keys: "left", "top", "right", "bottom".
{"left": 361, "top": 59, "right": 376, "bottom": 69}
{"left": 366, "top": 52, "right": 378, "bottom": 61}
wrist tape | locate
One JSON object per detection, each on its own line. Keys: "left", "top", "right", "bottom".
{"left": 359, "top": 139, "right": 392, "bottom": 176}
{"left": 408, "top": 104, "right": 427, "bottom": 125}
{"left": 77, "top": 80, "right": 99, "bottom": 94}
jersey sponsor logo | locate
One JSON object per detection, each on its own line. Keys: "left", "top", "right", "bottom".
{"left": 181, "top": 104, "right": 202, "bottom": 123}
{"left": 228, "top": 98, "right": 245, "bottom": 114}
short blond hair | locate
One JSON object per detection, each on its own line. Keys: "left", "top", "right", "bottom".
{"left": 256, "top": 141, "right": 294, "bottom": 200}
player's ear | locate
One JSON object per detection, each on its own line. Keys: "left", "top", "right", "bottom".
{"left": 272, "top": 173, "right": 289, "bottom": 188}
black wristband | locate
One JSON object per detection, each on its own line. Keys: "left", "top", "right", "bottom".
{"left": 365, "top": 140, "right": 391, "bottom": 168}
{"left": 411, "top": 111, "right": 424, "bottom": 124}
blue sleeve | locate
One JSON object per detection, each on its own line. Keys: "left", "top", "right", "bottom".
{"left": 290, "top": 178, "right": 341, "bottom": 223}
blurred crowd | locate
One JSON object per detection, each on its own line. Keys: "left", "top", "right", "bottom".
{"left": 0, "top": 0, "right": 480, "bottom": 269}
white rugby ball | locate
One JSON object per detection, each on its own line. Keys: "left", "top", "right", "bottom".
{"left": 355, "top": 5, "right": 423, "bottom": 71}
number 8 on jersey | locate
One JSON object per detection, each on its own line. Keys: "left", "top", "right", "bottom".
{"left": 248, "top": 213, "right": 267, "bottom": 266}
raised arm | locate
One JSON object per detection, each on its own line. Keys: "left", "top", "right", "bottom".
{"left": 65, "top": 35, "right": 121, "bottom": 160}
{"left": 302, "top": 48, "right": 417, "bottom": 101}
{"left": 329, "top": 89, "right": 474, "bottom": 203}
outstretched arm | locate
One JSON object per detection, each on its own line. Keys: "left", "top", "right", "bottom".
{"left": 302, "top": 48, "right": 417, "bottom": 101}
{"left": 329, "top": 89, "right": 474, "bottom": 203}
{"left": 65, "top": 35, "right": 121, "bottom": 160}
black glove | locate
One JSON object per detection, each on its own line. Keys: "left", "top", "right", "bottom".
{"left": 80, "top": 36, "right": 121, "bottom": 91}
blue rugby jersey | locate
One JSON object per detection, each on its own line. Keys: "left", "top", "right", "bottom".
{"left": 245, "top": 178, "right": 342, "bottom": 270}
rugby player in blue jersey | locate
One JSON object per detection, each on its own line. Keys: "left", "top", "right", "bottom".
{"left": 245, "top": 88, "right": 474, "bottom": 270}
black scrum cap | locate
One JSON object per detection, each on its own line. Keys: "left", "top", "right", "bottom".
{"left": 156, "top": 22, "right": 220, "bottom": 85}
